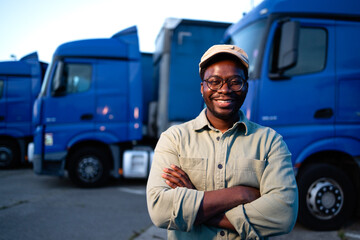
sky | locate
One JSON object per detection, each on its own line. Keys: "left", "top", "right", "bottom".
{"left": 0, "top": 0, "right": 263, "bottom": 63}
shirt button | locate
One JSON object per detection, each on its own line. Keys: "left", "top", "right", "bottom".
{"left": 216, "top": 136, "right": 220, "bottom": 141}
{"left": 220, "top": 230, "right": 225, "bottom": 236}
{"left": 218, "top": 164, "right": 223, "bottom": 169}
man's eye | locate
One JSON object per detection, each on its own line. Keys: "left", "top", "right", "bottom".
{"left": 208, "top": 79, "right": 221, "bottom": 85}
{"left": 230, "top": 80, "right": 242, "bottom": 85}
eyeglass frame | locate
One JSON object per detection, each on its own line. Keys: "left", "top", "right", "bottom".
{"left": 202, "top": 75, "right": 247, "bottom": 92}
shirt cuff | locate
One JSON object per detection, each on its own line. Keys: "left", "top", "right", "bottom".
{"left": 169, "top": 187, "right": 204, "bottom": 232}
{"left": 225, "top": 205, "right": 261, "bottom": 239}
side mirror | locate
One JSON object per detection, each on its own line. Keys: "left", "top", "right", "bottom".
{"left": 278, "top": 21, "right": 300, "bottom": 71}
{"left": 52, "top": 61, "right": 66, "bottom": 96}
{"left": 269, "top": 21, "right": 300, "bottom": 79}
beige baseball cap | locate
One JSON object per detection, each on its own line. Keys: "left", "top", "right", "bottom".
{"left": 199, "top": 44, "right": 249, "bottom": 74}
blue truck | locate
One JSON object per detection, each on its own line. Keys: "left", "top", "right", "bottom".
{"left": 152, "top": 18, "right": 231, "bottom": 136}
{"left": 224, "top": 0, "right": 360, "bottom": 230}
{"left": 0, "top": 53, "right": 47, "bottom": 168}
{"left": 31, "top": 19, "right": 230, "bottom": 188}
{"left": 31, "top": 26, "right": 145, "bottom": 186}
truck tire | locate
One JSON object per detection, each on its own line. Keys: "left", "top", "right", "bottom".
{"left": 0, "top": 140, "right": 20, "bottom": 168}
{"left": 297, "top": 163, "right": 356, "bottom": 230}
{"left": 68, "top": 147, "right": 110, "bottom": 188}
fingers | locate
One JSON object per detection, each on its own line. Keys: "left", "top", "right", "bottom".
{"left": 162, "top": 172, "right": 184, "bottom": 188}
{"left": 169, "top": 165, "right": 192, "bottom": 182}
{"left": 164, "top": 165, "right": 185, "bottom": 180}
{"left": 162, "top": 165, "right": 195, "bottom": 189}
{"left": 163, "top": 178, "right": 178, "bottom": 189}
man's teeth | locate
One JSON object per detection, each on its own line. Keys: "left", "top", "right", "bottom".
{"left": 216, "top": 100, "right": 231, "bottom": 103}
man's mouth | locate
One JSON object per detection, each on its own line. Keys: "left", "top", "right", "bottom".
{"left": 213, "top": 98, "right": 234, "bottom": 107}
{"left": 215, "top": 99, "right": 232, "bottom": 103}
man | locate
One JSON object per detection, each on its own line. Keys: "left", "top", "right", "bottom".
{"left": 146, "top": 44, "right": 298, "bottom": 239}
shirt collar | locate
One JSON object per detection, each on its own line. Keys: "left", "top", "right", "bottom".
{"left": 193, "top": 108, "right": 250, "bottom": 135}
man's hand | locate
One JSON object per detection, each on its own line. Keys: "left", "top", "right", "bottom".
{"left": 162, "top": 164, "right": 196, "bottom": 189}
{"left": 161, "top": 164, "right": 260, "bottom": 230}
{"left": 195, "top": 185, "right": 260, "bottom": 226}
{"left": 204, "top": 213, "right": 236, "bottom": 231}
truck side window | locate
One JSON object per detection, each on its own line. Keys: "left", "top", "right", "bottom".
{"left": 284, "top": 28, "right": 327, "bottom": 76}
{"left": 0, "top": 80, "right": 3, "bottom": 99}
{"left": 65, "top": 64, "right": 92, "bottom": 94}
{"left": 52, "top": 63, "right": 92, "bottom": 95}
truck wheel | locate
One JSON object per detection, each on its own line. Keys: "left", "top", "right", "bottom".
{"left": 297, "top": 163, "right": 355, "bottom": 230}
{"left": 0, "top": 140, "right": 20, "bottom": 168}
{"left": 68, "top": 147, "right": 110, "bottom": 188}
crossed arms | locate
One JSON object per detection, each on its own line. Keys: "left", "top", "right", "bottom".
{"left": 162, "top": 164, "right": 260, "bottom": 231}
{"left": 146, "top": 129, "right": 298, "bottom": 237}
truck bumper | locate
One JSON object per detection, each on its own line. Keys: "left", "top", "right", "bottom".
{"left": 122, "top": 148, "right": 154, "bottom": 178}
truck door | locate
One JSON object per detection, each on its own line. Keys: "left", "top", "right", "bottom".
{"left": 335, "top": 20, "right": 360, "bottom": 139}
{"left": 42, "top": 58, "right": 95, "bottom": 153}
{"left": 260, "top": 18, "right": 336, "bottom": 159}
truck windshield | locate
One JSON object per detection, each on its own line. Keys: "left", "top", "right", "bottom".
{"left": 39, "top": 61, "right": 55, "bottom": 97}
{"left": 230, "top": 19, "right": 267, "bottom": 79}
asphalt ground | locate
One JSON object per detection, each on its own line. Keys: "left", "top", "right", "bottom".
{"left": 1, "top": 166, "right": 359, "bottom": 240}
{"left": 135, "top": 221, "right": 360, "bottom": 240}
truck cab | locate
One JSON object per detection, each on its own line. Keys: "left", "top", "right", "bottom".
{"left": 0, "top": 52, "right": 47, "bottom": 167}
{"left": 224, "top": 0, "right": 360, "bottom": 230}
{"left": 32, "top": 26, "right": 144, "bottom": 187}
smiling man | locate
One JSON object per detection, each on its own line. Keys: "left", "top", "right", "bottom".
{"left": 146, "top": 45, "right": 298, "bottom": 239}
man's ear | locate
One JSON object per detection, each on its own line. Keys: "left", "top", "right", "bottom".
{"left": 200, "top": 82, "right": 204, "bottom": 96}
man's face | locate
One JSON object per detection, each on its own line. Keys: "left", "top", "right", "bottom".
{"left": 201, "top": 59, "right": 247, "bottom": 121}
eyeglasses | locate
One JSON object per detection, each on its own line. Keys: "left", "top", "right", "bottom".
{"left": 203, "top": 75, "right": 246, "bottom": 92}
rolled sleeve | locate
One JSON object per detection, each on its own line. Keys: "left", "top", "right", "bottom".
{"left": 146, "top": 130, "right": 204, "bottom": 232}
{"left": 225, "top": 135, "right": 298, "bottom": 238}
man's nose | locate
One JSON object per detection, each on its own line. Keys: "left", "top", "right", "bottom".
{"left": 217, "top": 81, "right": 232, "bottom": 93}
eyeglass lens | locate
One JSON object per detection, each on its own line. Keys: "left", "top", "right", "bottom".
{"left": 205, "top": 75, "right": 245, "bottom": 91}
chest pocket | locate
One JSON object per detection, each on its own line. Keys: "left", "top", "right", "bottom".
{"left": 227, "top": 159, "right": 266, "bottom": 188}
{"left": 179, "top": 157, "right": 207, "bottom": 191}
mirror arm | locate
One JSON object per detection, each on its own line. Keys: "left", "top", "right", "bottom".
{"left": 268, "top": 72, "right": 291, "bottom": 80}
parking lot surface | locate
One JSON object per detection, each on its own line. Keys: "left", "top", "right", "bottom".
{"left": 0, "top": 167, "right": 359, "bottom": 240}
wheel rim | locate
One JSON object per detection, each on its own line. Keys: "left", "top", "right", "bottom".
{"left": 306, "top": 177, "right": 343, "bottom": 220}
{"left": 0, "top": 146, "right": 13, "bottom": 166}
{"left": 77, "top": 156, "right": 103, "bottom": 183}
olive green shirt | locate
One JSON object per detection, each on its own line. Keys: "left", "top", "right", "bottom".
{"left": 146, "top": 109, "right": 298, "bottom": 239}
